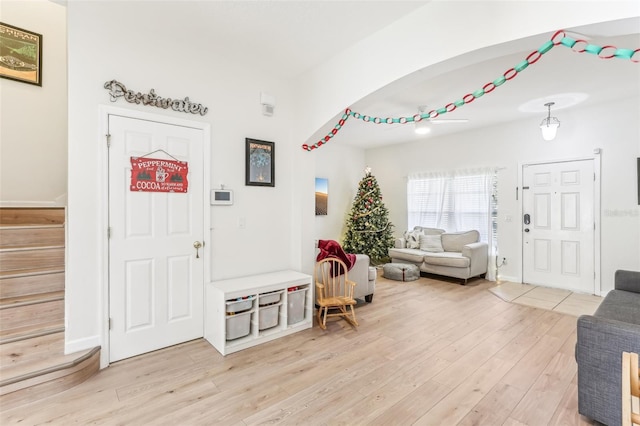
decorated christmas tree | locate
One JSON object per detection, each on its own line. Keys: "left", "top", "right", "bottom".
{"left": 342, "top": 168, "right": 394, "bottom": 265}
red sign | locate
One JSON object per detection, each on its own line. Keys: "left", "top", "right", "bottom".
{"left": 130, "top": 157, "right": 189, "bottom": 193}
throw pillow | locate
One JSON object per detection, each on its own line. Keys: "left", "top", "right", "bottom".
{"left": 404, "top": 230, "right": 423, "bottom": 249}
{"left": 420, "top": 234, "right": 444, "bottom": 252}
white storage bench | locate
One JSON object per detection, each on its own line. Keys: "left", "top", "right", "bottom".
{"left": 205, "top": 270, "right": 312, "bottom": 355}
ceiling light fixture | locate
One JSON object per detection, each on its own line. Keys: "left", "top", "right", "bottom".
{"left": 540, "top": 102, "right": 560, "bottom": 141}
{"left": 414, "top": 119, "right": 431, "bottom": 135}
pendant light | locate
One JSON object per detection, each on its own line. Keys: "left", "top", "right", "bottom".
{"left": 540, "top": 102, "right": 560, "bottom": 141}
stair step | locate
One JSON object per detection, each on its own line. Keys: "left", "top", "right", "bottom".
{"left": 0, "top": 326, "right": 65, "bottom": 345}
{"left": 0, "top": 333, "right": 98, "bottom": 387}
{"left": 0, "top": 345, "right": 100, "bottom": 411}
{"left": 0, "top": 247, "right": 64, "bottom": 274}
{"left": 0, "top": 245, "right": 64, "bottom": 253}
{"left": 0, "top": 267, "right": 65, "bottom": 280}
{"left": 0, "top": 291, "right": 64, "bottom": 310}
{"left": 0, "top": 271, "right": 64, "bottom": 300}
{"left": 0, "top": 208, "right": 65, "bottom": 226}
{"left": 0, "top": 299, "right": 64, "bottom": 338}
{"left": 0, "top": 331, "right": 66, "bottom": 375}
{"left": 0, "top": 226, "right": 65, "bottom": 249}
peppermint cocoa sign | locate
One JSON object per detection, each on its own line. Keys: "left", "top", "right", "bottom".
{"left": 130, "top": 157, "right": 189, "bottom": 193}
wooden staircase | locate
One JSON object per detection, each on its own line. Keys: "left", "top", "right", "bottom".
{"left": 0, "top": 208, "right": 100, "bottom": 410}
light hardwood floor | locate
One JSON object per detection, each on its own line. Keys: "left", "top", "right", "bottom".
{"left": 489, "top": 282, "right": 603, "bottom": 317}
{"left": 0, "top": 276, "right": 597, "bottom": 425}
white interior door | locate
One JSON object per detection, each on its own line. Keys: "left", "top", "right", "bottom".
{"left": 522, "top": 160, "right": 595, "bottom": 294}
{"left": 108, "top": 115, "right": 205, "bottom": 362}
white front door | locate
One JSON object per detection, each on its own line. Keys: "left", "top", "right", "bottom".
{"left": 522, "top": 160, "right": 595, "bottom": 294}
{"left": 108, "top": 115, "right": 205, "bottom": 362}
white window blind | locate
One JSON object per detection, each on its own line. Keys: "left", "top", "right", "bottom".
{"left": 407, "top": 168, "right": 496, "bottom": 243}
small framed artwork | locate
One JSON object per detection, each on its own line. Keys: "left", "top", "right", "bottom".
{"left": 0, "top": 22, "right": 42, "bottom": 86}
{"left": 315, "top": 178, "right": 328, "bottom": 215}
{"left": 246, "top": 138, "right": 275, "bottom": 187}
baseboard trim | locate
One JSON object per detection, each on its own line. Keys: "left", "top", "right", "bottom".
{"left": 65, "top": 334, "right": 101, "bottom": 355}
{"left": 497, "top": 274, "right": 519, "bottom": 283}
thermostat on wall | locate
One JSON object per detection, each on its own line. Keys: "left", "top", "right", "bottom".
{"left": 210, "top": 189, "right": 233, "bottom": 205}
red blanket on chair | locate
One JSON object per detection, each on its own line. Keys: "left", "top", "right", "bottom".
{"left": 316, "top": 240, "right": 356, "bottom": 274}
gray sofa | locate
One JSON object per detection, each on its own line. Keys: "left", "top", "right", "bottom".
{"left": 388, "top": 227, "right": 488, "bottom": 283}
{"left": 576, "top": 269, "right": 640, "bottom": 426}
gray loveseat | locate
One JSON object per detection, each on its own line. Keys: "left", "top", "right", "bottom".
{"left": 388, "top": 227, "right": 488, "bottom": 283}
{"left": 576, "top": 269, "right": 640, "bottom": 425}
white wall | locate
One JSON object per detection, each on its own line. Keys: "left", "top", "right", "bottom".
{"left": 365, "top": 97, "right": 640, "bottom": 293}
{"left": 314, "top": 143, "right": 366, "bottom": 243}
{"left": 65, "top": 2, "right": 300, "bottom": 354}
{"left": 53, "top": 0, "right": 640, "bottom": 356}
{"left": 0, "top": 0, "right": 67, "bottom": 205}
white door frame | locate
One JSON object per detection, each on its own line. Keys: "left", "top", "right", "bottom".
{"left": 98, "top": 105, "right": 211, "bottom": 368}
{"left": 516, "top": 150, "right": 601, "bottom": 295}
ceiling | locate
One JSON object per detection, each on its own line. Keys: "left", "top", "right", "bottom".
{"left": 338, "top": 19, "right": 640, "bottom": 148}
{"left": 62, "top": 1, "right": 639, "bottom": 149}
{"left": 69, "top": 0, "right": 427, "bottom": 79}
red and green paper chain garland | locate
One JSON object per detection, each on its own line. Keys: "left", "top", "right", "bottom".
{"left": 302, "top": 30, "right": 639, "bottom": 151}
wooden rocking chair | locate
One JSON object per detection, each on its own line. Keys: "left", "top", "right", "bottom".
{"left": 315, "top": 258, "right": 358, "bottom": 330}
{"left": 622, "top": 351, "right": 640, "bottom": 426}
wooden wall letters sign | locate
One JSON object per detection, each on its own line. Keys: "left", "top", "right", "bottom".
{"left": 105, "top": 80, "right": 208, "bottom": 116}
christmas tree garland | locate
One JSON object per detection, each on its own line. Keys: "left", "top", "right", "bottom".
{"left": 353, "top": 221, "right": 393, "bottom": 234}
{"left": 352, "top": 187, "right": 378, "bottom": 217}
{"left": 302, "top": 30, "right": 639, "bottom": 151}
{"left": 353, "top": 207, "right": 381, "bottom": 219}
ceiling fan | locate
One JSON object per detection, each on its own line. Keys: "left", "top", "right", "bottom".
{"left": 414, "top": 105, "right": 469, "bottom": 134}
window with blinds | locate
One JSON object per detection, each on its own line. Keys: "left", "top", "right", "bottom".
{"left": 407, "top": 169, "right": 497, "bottom": 244}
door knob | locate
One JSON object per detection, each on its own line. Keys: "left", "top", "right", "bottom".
{"left": 193, "top": 241, "right": 203, "bottom": 258}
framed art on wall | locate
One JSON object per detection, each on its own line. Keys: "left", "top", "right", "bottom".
{"left": 0, "top": 22, "right": 42, "bottom": 86}
{"left": 315, "top": 178, "right": 328, "bottom": 215}
{"left": 246, "top": 138, "right": 275, "bottom": 187}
